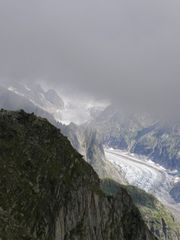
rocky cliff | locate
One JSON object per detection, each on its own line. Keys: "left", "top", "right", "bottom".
{"left": 0, "top": 110, "right": 156, "bottom": 240}
{"left": 61, "top": 122, "right": 126, "bottom": 183}
{"left": 170, "top": 182, "right": 180, "bottom": 203}
{"left": 101, "top": 179, "right": 180, "bottom": 240}
{"left": 90, "top": 105, "right": 180, "bottom": 171}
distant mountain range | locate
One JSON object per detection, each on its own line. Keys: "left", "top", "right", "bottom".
{"left": 0, "top": 81, "right": 106, "bottom": 125}
{"left": 0, "top": 86, "right": 58, "bottom": 125}
{"left": 0, "top": 82, "right": 118, "bottom": 180}
{"left": 0, "top": 81, "right": 180, "bottom": 182}
{"left": 89, "top": 105, "right": 180, "bottom": 172}
{"left": 1, "top": 81, "right": 64, "bottom": 120}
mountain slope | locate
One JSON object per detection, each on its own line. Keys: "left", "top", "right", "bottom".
{"left": 0, "top": 85, "right": 124, "bottom": 183}
{"left": 61, "top": 123, "right": 126, "bottom": 183}
{"left": 101, "top": 179, "right": 180, "bottom": 240}
{"left": 170, "top": 182, "right": 180, "bottom": 203}
{"left": 0, "top": 110, "right": 155, "bottom": 240}
{"left": 4, "top": 81, "right": 64, "bottom": 112}
{"left": 1, "top": 81, "right": 107, "bottom": 125}
{"left": 90, "top": 105, "right": 180, "bottom": 171}
{"left": 0, "top": 86, "right": 58, "bottom": 126}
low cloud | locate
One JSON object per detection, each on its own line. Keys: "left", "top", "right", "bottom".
{"left": 0, "top": 0, "right": 180, "bottom": 116}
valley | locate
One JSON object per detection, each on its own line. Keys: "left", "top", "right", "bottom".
{"left": 105, "top": 148, "right": 180, "bottom": 221}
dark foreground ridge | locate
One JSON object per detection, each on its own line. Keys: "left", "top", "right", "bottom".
{"left": 0, "top": 109, "right": 156, "bottom": 240}
{"left": 101, "top": 179, "right": 180, "bottom": 240}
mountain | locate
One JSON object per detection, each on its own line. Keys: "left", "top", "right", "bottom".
{"left": 61, "top": 122, "right": 126, "bottom": 183}
{"left": 90, "top": 105, "right": 180, "bottom": 171}
{"left": 2, "top": 81, "right": 180, "bottom": 172}
{"left": 2, "top": 81, "right": 64, "bottom": 121}
{"left": 0, "top": 86, "right": 57, "bottom": 126}
{"left": 0, "top": 109, "right": 155, "bottom": 240}
{"left": 0, "top": 84, "right": 122, "bottom": 183}
{"left": 101, "top": 179, "right": 180, "bottom": 240}
{"left": 0, "top": 83, "right": 179, "bottom": 236}
{"left": 1, "top": 81, "right": 109, "bottom": 125}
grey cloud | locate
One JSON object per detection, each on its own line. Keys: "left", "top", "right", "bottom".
{"left": 0, "top": 0, "right": 180, "bottom": 116}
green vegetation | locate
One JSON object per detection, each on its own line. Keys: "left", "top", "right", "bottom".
{"left": 0, "top": 109, "right": 98, "bottom": 239}
{"left": 0, "top": 110, "right": 155, "bottom": 240}
{"left": 101, "top": 179, "right": 180, "bottom": 240}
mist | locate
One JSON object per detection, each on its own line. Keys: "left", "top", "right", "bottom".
{"left": 0, "top": 0, "right": 180, "bottom": 117}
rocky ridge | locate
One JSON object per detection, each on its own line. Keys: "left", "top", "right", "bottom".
{"left": 101, "top": 179, "right": 180, "bottom": 240}
{"left": 0, "top": 110, "right": 155, "bottom": 240}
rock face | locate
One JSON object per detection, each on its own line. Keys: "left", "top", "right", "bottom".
{"left": 90, "top": 105, "right": 180, "bottom": 171}
{"left": 101, "top": 179, "right": 180, "bottom": 240}
{"left": 0, "top": 84, "right": 125, "bottom": 183}
{"left": 0, "top": 110, "right": 155, "bottom": 240}
{"left": 61, "top": 123, "right": 126, "bottom": 183}
{"left": 55, "top": 186, "right": 153, "bottom": 240}
{"left": 170, "top": 182, "right": 180, "bottom": 203}
{"left": 0, "top": 86, "right": 59, "bottom": 126}
{"left": 0, "top": 81, "right": 64, "bottom": 122}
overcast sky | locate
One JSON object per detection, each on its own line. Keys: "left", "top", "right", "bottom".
{"left": 0, "top": 0, "right": 180, "bottom": 115}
